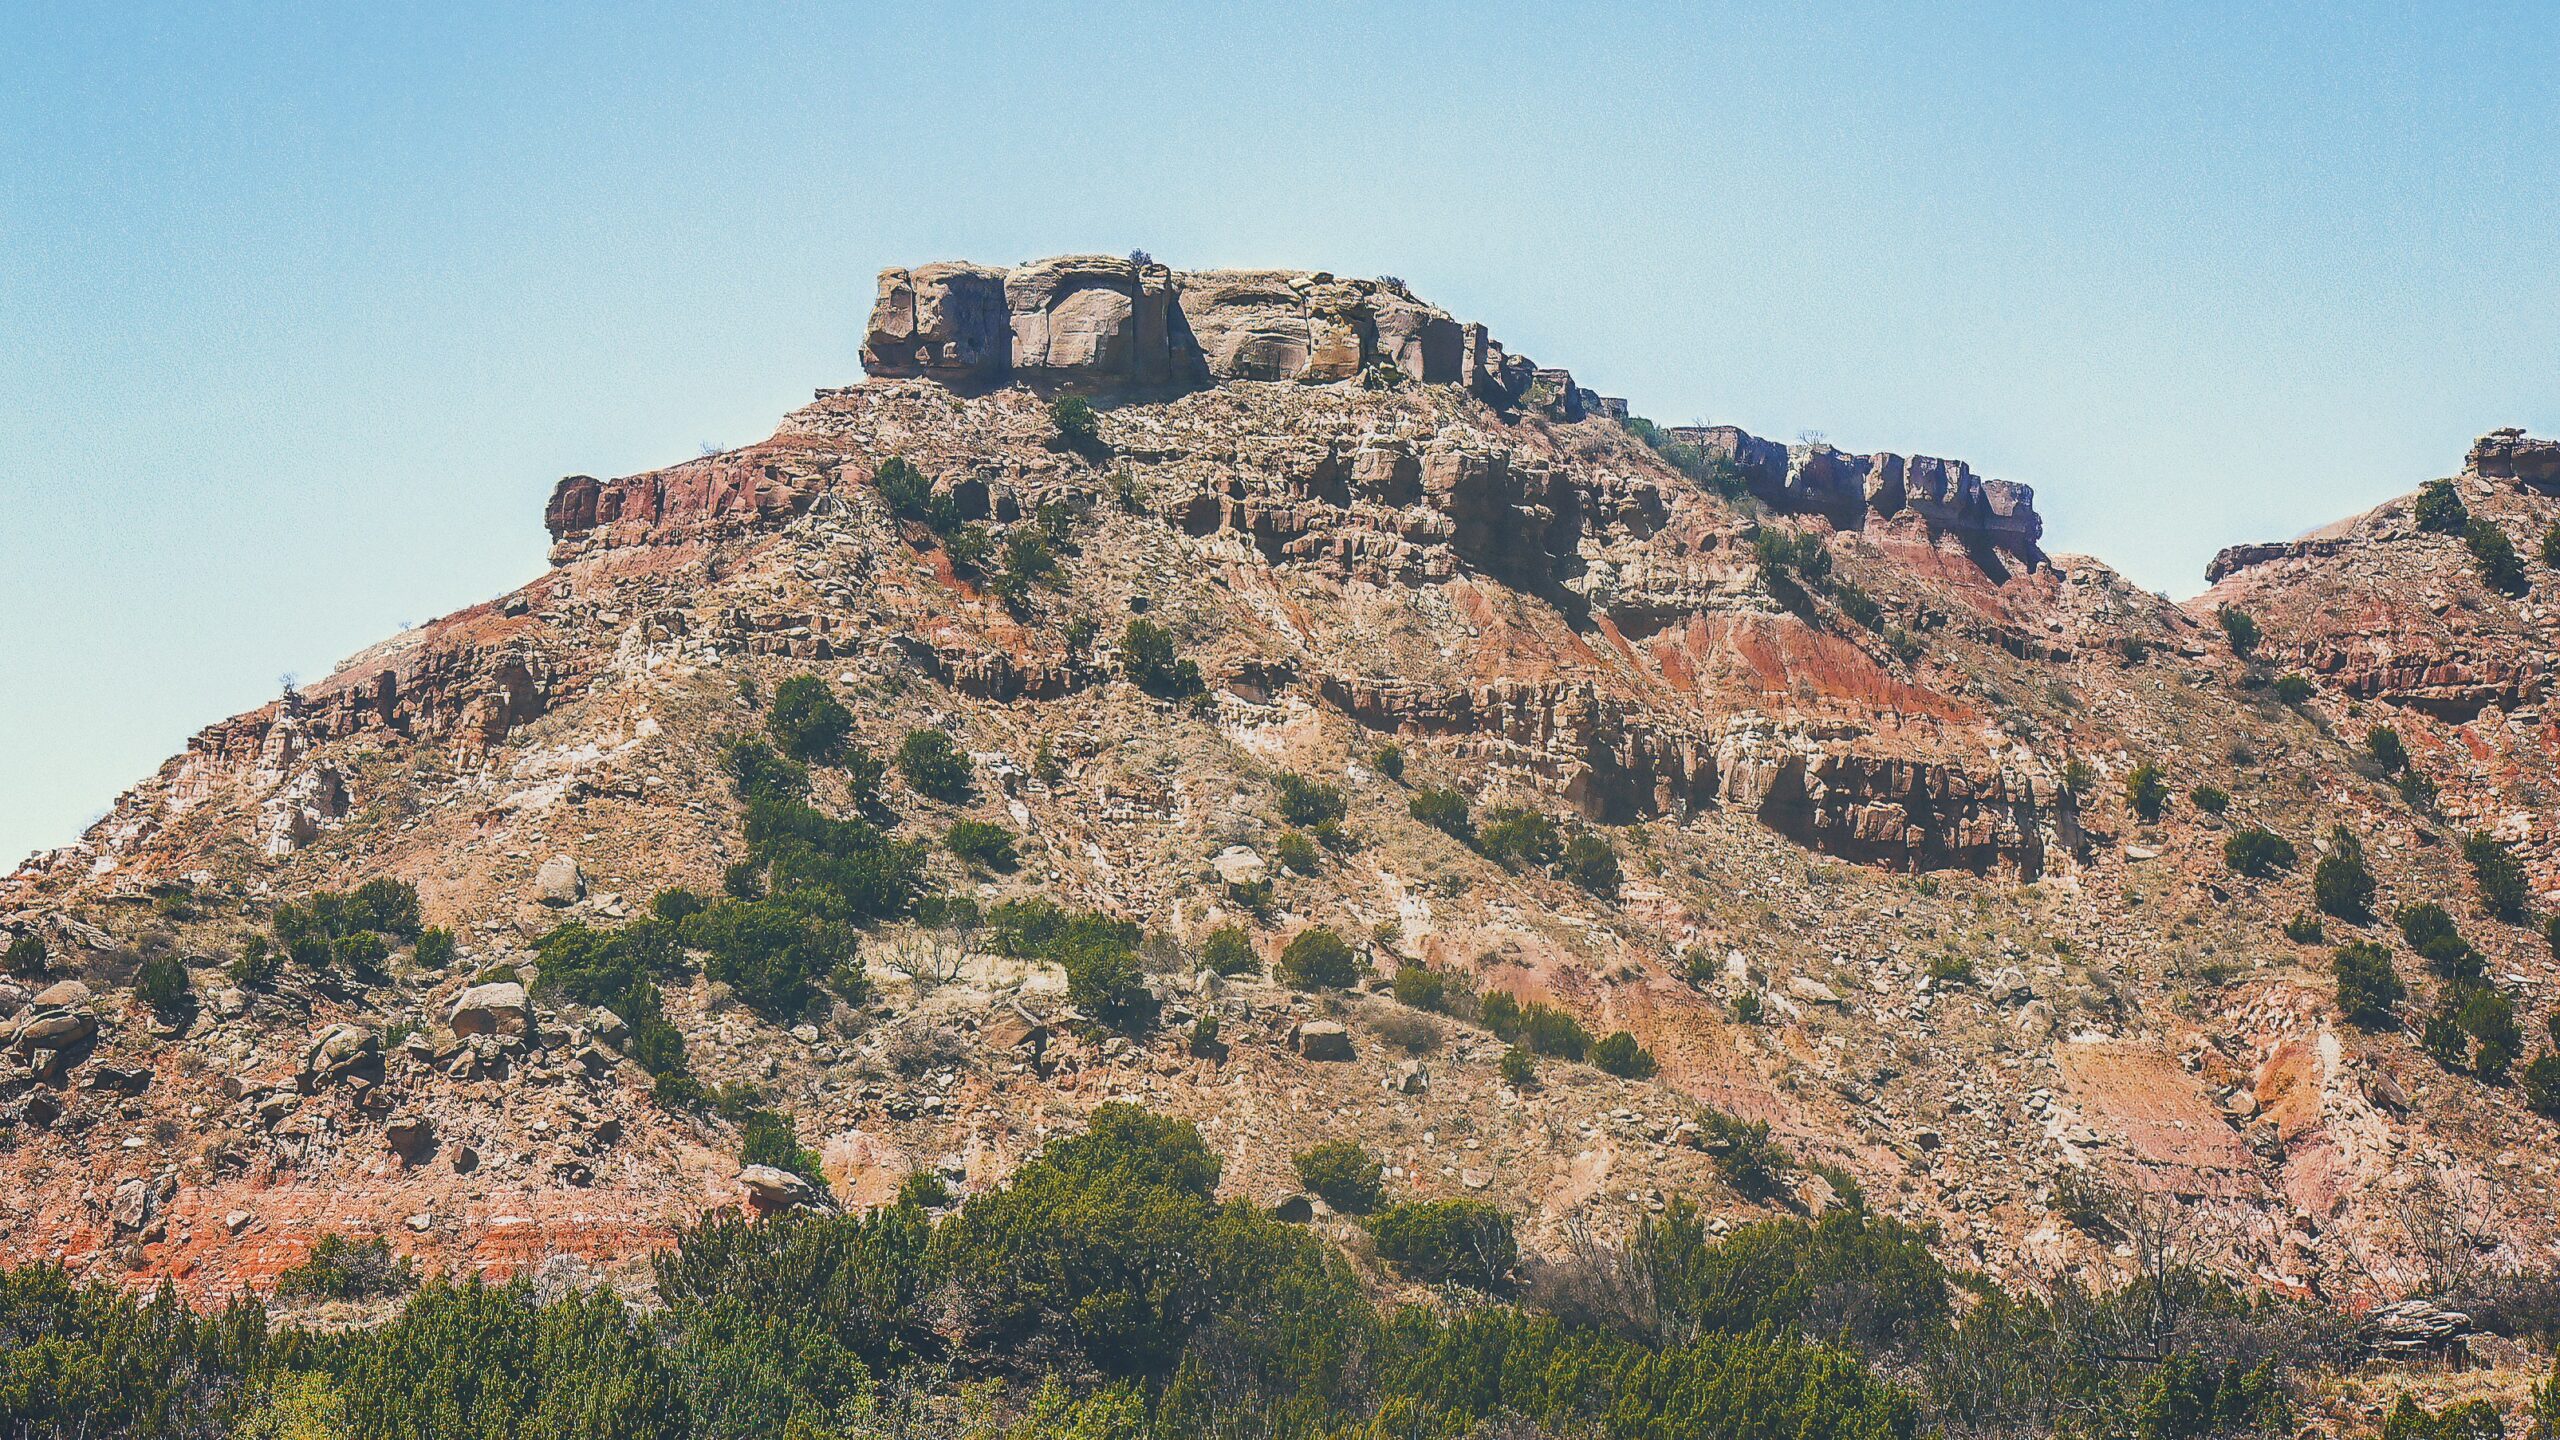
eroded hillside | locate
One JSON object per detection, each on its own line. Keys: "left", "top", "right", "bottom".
{"left": 5, "top": 256, "right": 2558, "bottom": 1355}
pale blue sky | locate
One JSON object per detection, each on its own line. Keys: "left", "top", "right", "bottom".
{"left": 6, "top": 2, "right": 2558, "bottom": 867}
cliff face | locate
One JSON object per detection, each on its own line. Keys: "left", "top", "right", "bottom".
{"left": 5, "top": 257, "right": 2559, "bottom": 1323}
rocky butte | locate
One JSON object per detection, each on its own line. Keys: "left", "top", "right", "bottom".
{"left": 5, "top": 257, "right": 2560, "bottom": 1415}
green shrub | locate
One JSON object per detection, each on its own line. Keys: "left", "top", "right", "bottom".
{"left": 876, "top": 454, "right": 956, "bottom": 529}
{"left": 1499, "top": 1046, "right": 1537, "bottom": 1087}
{"left": 274, "top": 1232, "right": 416, "bottom": 1302}
{"left": 721, "top": 734, "right": 810, "bottom": 804}
{"left": 1592, "top": 1030, "right": 1657, "bottom": 1079}
{"left": 1272, "top": 772, "right": 1346, "bottom": 828}
{"left": 1050, "top": 395, "right": 1101, "bottom": 451}
{"left": 2455, "top": 984, "right": 2525, "bottom": 1080}
{"left": 1731, "top": 989, "right": 1765, "bottom": 1024}
{"left": 1561, "top": 832, "right": 1621, "bottom": 894}
{"left": 1699, "top": 1107, "right": 1790, "bottom": 1200}
{"left": 1277, "top": 927, "right": 1358, "bottom": 990}
{"left": 2380, "top": 1393, "right": 2506, "bottom": 1440}
{"left": 1120, "top": 619, "right": 1202, "bottom": 698}
{"left": 2063, "top": 757, "right": 2096, "bottom": 799}
{"left": 2332, "top": 942, "right": 2403, "bottom": 1027}
{"left": 2190, "top": 784, "right": 2230, "bottom": 814}
{"left": 1476, "top": 806, "right": 1563, "bottom": 868}
{"left": 1293, "top": 1140, "right": 1385, "bottom": 1214}
{"left": 2368, "top": 724, "right": 2410, "bottom": 773}
{"left": 1372, "top": 743, "right": 1405, "bottom": 781}
{"left": 2222, "top": 827, "right": 2296, "bottom": 878}
{"left": 681, "top": 900, "right": 856, "bottom": 1021}
{"left": 739, "top": 1109, "right": 825, "bottom": 1189}
{"left": 766, "top": 674, "right": 854, "bottom": 765}
{"left": 133, "top": 954, "right": 190, "bottom": 1014}
{"left": 2413, "top": 477, "right": 2470, "bottom": 534}
{"left": 2397, "top": 902, "right": 2485, "bottom": 979}
{"left": 1368, "top": 1199, "right": 1516, "bottom": 1289}
{"left": 2463, "top": 830, "right": 2532, "bottom": 923}
{"left": 2273, "top": 673, "right": 2316, "bottom": 706}
{"left": 2545, "top": 522, "right": 2560, "bottom": 570}
{"left": 942, "top": 522, "right": 994, "bottom": 576}
{"left": 1408, "top": 786, "right": 1472, "bottom": 841}
{"left": 411, "top": 927, "right": 455, "bottom": 969}
{"left": 2519, "top": 1053, "right": 2560, "bottom": 1118}
{"left": 228, "top": 934, "right": 280, "bottom": 990}
{"left": 2125, "top": 762, "right": 2170, "bottom": 822}
{"left": 1060, "top": 930, "right": 1147, "bottom": 1025}
{"left": 1391, "top": 965, "right": 1447, "bottom": 1011}
{"left": 946, "top": 819, "right": 1019, "bottom": 873}
{"left": 2467, "top": 518, "right": 2530, "bottom": 596}
{"left": 1274, "top": 831, "right": 1321, "bottom": 875}
{"left": 899, "top": 1170, "right": 953, "bottom": 1210}
{"left": 2217, "top": 606, "right": 2260, "bottom": 658}
{"left": 2, "top": 933, "right": 43, "bottom": 978}
{"left": 1199, "top": 925, "right": 1258, "bottom": 976}
{"left": 895, "top": 729, "right": 974, "bottom": 802}
{"left": 651, "top": 887, "right": 707, "bottom": 923}
{"left": 2312, "top": 826, "right": 2375, "bottom": 921}
{"left": 2282, "top": 914, "right": 2325, "bottom": 944}
{"left": 1482, "top": 994, "right": 1590, "bottom": 1060}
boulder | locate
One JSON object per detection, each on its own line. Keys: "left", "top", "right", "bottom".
{"left": 1212, "top": 846, "right": 1267, "bottom": 886}
{"left": 1787, "top": 976, "right": 1841, "bottom": 1006}
{"left": 1293, "top": 1019, "right": 1354, "bottom": 1061}
{"left": 301, "top": 1024, "right": 380, "bottom": 1089}
{"left": 534, "top": 855, "right": 584, "bottom": 907}
{"left": 739, "top": 1164, "right": 817, "bottom": 1210}
{"left": 28, "top": 980, "right": 90, "bottom": 1011}
{"left": 448, "top": 981, "right": 531, "bottom": 1038}
{"left": 385, "top": 1112, "right": 435, "bottom": 1159}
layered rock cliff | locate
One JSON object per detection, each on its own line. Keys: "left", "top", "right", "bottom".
{"left": 5, "top": 257, "right": 2559, "bottom": 1339}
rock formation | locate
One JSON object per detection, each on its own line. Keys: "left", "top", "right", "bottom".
{"left": 4, "top": 257, "right": 2558, "bottom": 1340}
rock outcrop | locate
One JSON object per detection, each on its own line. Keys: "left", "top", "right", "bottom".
{"left": 1674, "top": 425, "right": 2044, "bottom": 564}
{"left": 860, "top": 256, "right": 1617, "bottom": 419}
{"left": 2466, "top": 427, "right": 2560, "bottom": 491}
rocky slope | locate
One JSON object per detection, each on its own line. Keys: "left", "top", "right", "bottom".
{"left": 6, "top": 255, "right": 2559, "bottom": 1337}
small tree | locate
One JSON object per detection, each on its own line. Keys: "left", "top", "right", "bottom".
{"left": 2521, "top": 1052, "right": 2560, "bottom": 1118}
{"left": 1049, "top": 395, "right": 1102, "bottom": 453}
{"left": 1121, "top": 619, "right": 1202, "bottom": 699}
{"left": 1200, "top": 926, "right": 1258, "bottom": 976}
{"left": 2412, "top": 477, "right": 2470, "bottom": 534}
{"left": 2190, "top": 785, "right": 2230, "bottom": 815}
{"left": 1476, "top": 807, "right": 1563, "bottom": 868}
{"left": 2367, "top": 724, "right": 2410, "bottom": 773}
{"left": 2332, "top": 941, "right": 2403, "bottom": 1028}
{"left": 1272, "top": 772, "right": 1346, "bottom": 828}
{"left": 2125, "top": 762, "right": 2170, "bottom": 822}
{"left": 2463, "top": 830, "right": 2532, "bottom": 923}
{"left": 2223, "top": 827, "right": 2296, "bottom": 878}
{"left": 895, "top": 729, "right": 975, "bottom": 803}
{"left": 1276, "top": 927, "right": 1358, "bottom": 990}
{"left": 2312, "top": 826, "right": 2375, "bottom": 922}
{"left": 1367, "top": 1199, "right": 1516, "bottom": 1289}
{"left": 134, "top": 954, "right": 190, "bottom": 1014}
{"left": 2466, "top": 518, "right": 2529, "bottom": 596}
{"left": 1591, "top": 1030, "right": 1657, "bottom": 1079}
{"left": 1560, "top": 833, "right": 1621, "bottom": 894}
{"left": 945, "top": 820, "right": 1019, "bottom": 873}
{"left": 1499, "top": 1047, "right": 1538, "bottom": 1087}
{"left": 2217, "top": 606, "right": 2261, "bottom": 658}
{"left": 1274, "top": 831, "right": 1321, "bottom": 875}
{"left": 1293, "top": 1140, "right": 1384, "bottom": 1214}
{"left": 1372, "top": 744, "right": 1405, "bottom": 781}
{"left": 1408, "top": 786, "right": 1473, "bottom": 841}
{"left": 766, "top": 675, "right": 854, "bottom": 765}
